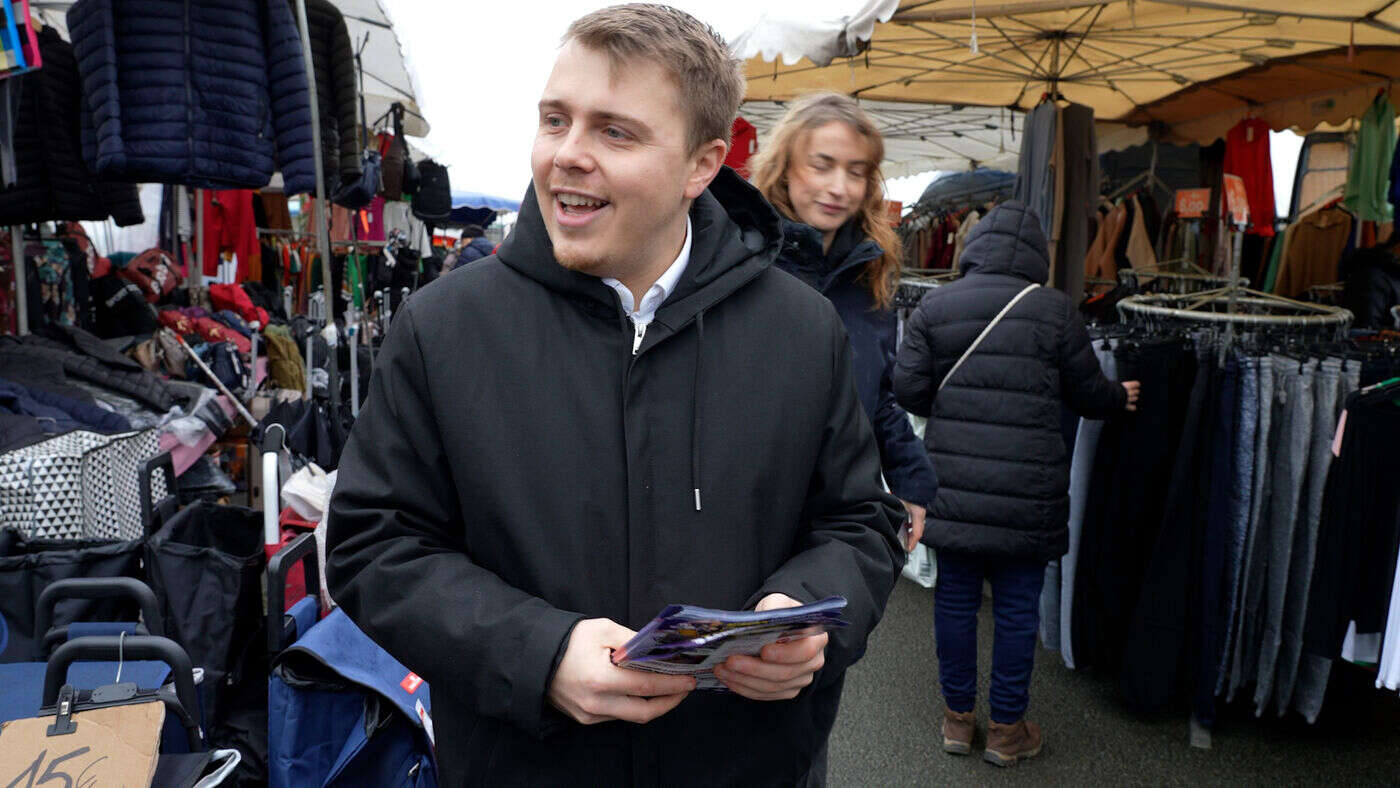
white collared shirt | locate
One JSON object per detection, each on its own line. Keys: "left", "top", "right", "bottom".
{"left": 602, "top": 217, "right": 692, "bottom": 330}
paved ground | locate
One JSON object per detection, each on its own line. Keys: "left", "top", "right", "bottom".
{"left": 828, "top": 577, "right": 1400, "bottom": 786}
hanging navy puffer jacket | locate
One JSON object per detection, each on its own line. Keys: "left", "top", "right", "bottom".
{"left": 894, "top": 201, "right": 1126, "bottom": 561}
{"left": 67, "top": 0, "right": 316, "bottom": 194}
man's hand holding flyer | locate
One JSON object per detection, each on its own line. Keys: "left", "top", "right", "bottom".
{"left": 612, "top": 597, "right": 848, "bottom": 691}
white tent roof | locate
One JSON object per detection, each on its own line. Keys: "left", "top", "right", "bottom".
{"left": 741, "top": 100, "right": 1020, "bottom": 177}
{"left": 740, "top": 99, "right": 1146, "bottom": 178}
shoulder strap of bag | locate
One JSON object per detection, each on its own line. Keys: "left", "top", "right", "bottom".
{"left": 938, "top": 283, "right": 1040, "bottom": 395}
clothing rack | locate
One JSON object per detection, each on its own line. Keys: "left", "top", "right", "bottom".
{"left": 894, "top": 270, "right": 959, "bottom": 309}
{"left": 1103, "top": 140, "right": 1172, "bottom": 204}
{"left": 257, "top": 228, "right": 389, "bottom": 249}
{"left": 1117, "top": 259, "right": 1242, "bottom": 294}
{"left": 900, "top": 176, "right": 1015, "bottom": 227}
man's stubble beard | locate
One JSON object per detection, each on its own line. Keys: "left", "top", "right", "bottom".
{"left": 553, "top": 244, "right": 610, "bottom": 275}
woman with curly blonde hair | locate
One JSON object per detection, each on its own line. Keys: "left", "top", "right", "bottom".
{"left": 751, "top": 92, "right": 937, "bottom": 553}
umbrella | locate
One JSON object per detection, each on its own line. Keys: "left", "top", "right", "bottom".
{"left": 736, "top": 0, "right": 1400, "bottom": 130}
{"left": 447, "top": 191, "right": 522, "bottom": 229}
{"left": 328, "top": 0, "right": 428, "bottom": 137}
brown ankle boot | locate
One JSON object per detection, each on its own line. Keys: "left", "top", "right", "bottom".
{"left": 942, "top": 709, "right": 976, "bottom": 755}
{"left": 983, "top": 719, "right": 1043, "bottom": 766}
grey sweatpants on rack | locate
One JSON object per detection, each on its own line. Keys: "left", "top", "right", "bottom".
{"left": 1291, "top": 361, "right": 1362, "bottom": 723}
{"left": 1271, "top": 359, "right": 1343, "bottom": 714}
{"left": 1253, "top": 357, "right": 1317, "bottom": 716}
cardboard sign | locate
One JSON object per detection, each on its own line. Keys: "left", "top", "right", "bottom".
{"left": 0, "top": 702, "right": 163, "bottom": 787}
{"left": 1222, "top": 174, "right": 1250, "bottom": 227}
{"left": 885, "top": 200, "right": 903, "bottom": 227}
{"left": 1174, "top": 188, "right": 1212, "bottom": 219}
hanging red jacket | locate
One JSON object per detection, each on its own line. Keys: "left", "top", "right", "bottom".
{"left": 1222, "top": 118, "right": 1276, "bottom": 236}
{"left": 725, "top": 117, "right": 758, "bottom": 179}
{"left": 202, "top": 190, "right": 261, "bottom": 278}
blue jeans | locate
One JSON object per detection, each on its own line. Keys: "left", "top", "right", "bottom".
{"left": 935, "top": 551, "right": 1047, "bottom": 724}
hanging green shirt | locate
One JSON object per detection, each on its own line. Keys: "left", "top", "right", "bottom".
{"left": 1343, "top": 96, "right": 1397, "bottom": 223}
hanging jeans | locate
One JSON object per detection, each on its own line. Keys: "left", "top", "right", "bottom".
{"left": 1216, "top": 354, "right": 1259, "bottom": 695}
{"left": 1272, "top": 358, "right": 1343, "bottom": 714}
{"left": 1229, "top": 353, "right": 1276, "bottom": 700}
{"left": 935, "top": 551, "right": 1047, "bottom": 724}
{"left": 1253, "top": 357, "right": 1317, "bottom": 716}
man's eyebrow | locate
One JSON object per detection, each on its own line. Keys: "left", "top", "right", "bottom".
{"left": 538, "top": 100, "right": 652, "bottom": 136}
{"left": 595, "top": 111, "right": 651, "bottom": 134}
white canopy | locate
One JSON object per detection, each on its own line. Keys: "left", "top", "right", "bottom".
{"left": 740, "top": 99, "right": 1146, "bottom": 178}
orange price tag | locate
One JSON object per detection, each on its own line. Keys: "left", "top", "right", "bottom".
{"left": 885, "top": 200, "right": 903, "bottom": 227}
{"left": 1222, "top": 174, "right": 1250, "bottom": 227}
{"left": 1174, "top": 188, "right": 1211, "bottom": 219}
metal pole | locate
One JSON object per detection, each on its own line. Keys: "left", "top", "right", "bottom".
{"left": 191, "top": 188, "right": 204, "bottom": 291}
{"left": 292, "top": 0, "right": 333, "bottom": 328}
{"left": 10, "top": 225, "right": 26, "bottom": 334}
{"left": 304, "top": 331, "right": 314, "bottom": 401}
{"left": 248, "top": 324, "right": 260, "bottom": 404}
{"left": 348, "top": 323, "right": 359, "bottom": 417}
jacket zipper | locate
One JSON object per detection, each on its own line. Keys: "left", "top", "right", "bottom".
{"left": 183, "top": 0, "right": 194, "bottom": 172}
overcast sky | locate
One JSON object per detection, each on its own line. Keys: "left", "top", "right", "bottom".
{"left": 380, "top": 1, "right": 1300, "bottom": 214}
{"left": 381, "top": 0, "right": 867, "bottom": 203}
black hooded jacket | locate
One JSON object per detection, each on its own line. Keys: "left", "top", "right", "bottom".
{"left": 894, "top": 201, "right": 1126, "bottom": 561}
{"left": 327, "top": 168, "right": 904, "bottom": 786}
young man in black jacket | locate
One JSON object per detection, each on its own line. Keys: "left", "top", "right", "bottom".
{"left": 326, "top": 5, "right": 905, "bottom": 786}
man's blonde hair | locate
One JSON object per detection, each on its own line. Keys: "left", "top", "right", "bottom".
{"left": 565, "top": 4, "right": 745, "bottom": 153}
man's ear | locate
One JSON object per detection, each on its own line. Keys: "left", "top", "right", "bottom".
{"left": 683, "top": 139, "right": 728, "bottom": 200}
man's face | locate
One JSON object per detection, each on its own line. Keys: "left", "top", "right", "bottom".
{"left": 532, "top": 42, "right": 708, "bottom": 279}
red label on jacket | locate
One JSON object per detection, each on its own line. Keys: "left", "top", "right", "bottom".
{"left": 401, "top": 673, "right": 423, "bottom": 694}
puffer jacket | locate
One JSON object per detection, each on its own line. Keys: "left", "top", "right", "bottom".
{"left": 894, "top": 201, "right": 1126, "bottom": 561}
{"left": 0, "top": 27, "right": 142, "bottom": 226}
{"left": 776, "top": 218, "right": 938, "bottom": 508}
{"left": 295, "top": 0, "right": 360, "bottom": 195}
{"left": 67, "top": 0, "right": 315, "bottom": 195}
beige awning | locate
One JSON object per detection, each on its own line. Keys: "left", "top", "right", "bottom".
{"left": 737, "top": 0, "right": 1400, "bottom": 133}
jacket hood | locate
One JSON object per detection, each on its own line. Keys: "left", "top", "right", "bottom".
{"left": 957, "top": 200, "right": 1050, "bottom": 284}
{"left": 777, "top": 218, "right": 882, "bottom": 293}
{"left": 496, "top": 166, "right": 783, "bottom": 329}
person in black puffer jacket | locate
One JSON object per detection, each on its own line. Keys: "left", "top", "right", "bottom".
{"left": 750, "top": 93, "right": 937, "bottom": 553}
{"left": 894, "top": 200, "right": 1138, "bottom": 764}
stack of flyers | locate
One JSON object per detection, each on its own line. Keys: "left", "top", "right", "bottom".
{"left": 611, "top": 597, "right": 848, "bottom": 691}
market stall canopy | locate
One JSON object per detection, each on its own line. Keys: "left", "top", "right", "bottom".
{"left": 741, "top": 98, "right": 1145, "bottom": 176}
{"left": 1124, "top": 46, "right": 1400, "bottom": 144}
{"left": 735, "top": 0, "right": 1400, "bottom": 129}
{"left": 742, "top": 100, "right": 1021, "bottom": 176}
{"left": 33, "top": 0, "right": 428, "bottom": 136}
